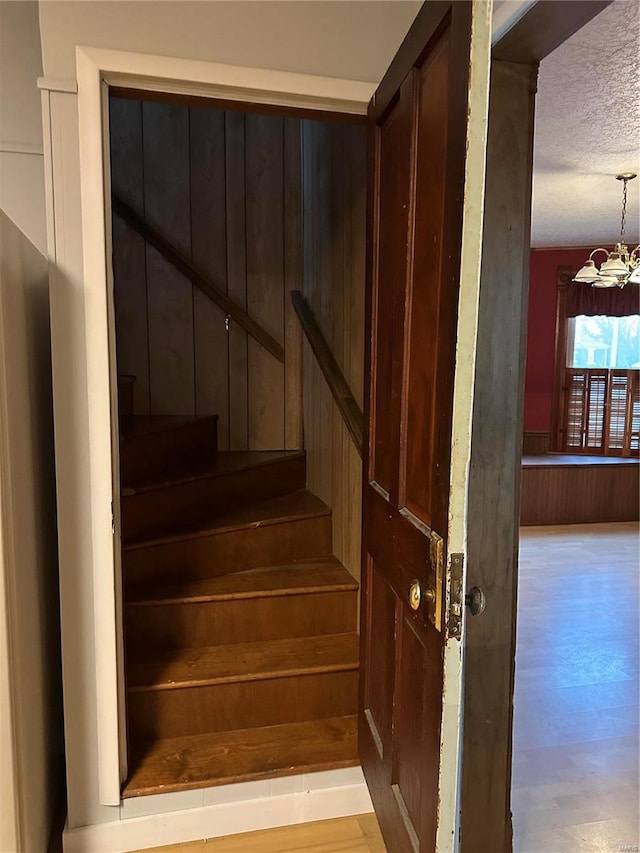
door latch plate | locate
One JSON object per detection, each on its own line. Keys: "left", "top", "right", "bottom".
{"left": 447, "top": 552, "right": 464, "bottom": 640}
{"left": 429, "top": 531, "right": 444, "bottom": 632}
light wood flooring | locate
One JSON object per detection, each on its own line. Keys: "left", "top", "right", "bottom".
{"left": 129, "top": 522, "right": 638, "bottom": 852}
{"left": 138, "top": 814, "right": 384, "bottom": 852}
{"left": 513, "top": 522, "right": 639, "bottom": 853}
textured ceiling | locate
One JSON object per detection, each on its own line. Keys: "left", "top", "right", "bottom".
{"left": 531, "top": 0, "right": 640, "bottom": 248}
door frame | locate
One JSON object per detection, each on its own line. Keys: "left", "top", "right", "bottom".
{"left": 72, "top": 0, "right": 610, "bottom": 832}
{"left": 461, "top": 2, "right": 611, "bottom": 851}
{"left": 76, "top": 44, "right": 374, "bottom": 806}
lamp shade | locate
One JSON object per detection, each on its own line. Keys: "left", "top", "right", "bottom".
{"left": 573, "top": 260, "right": 601, "bottom": 283}
{"left": 599, "top": 253, "right": 629, "bottom": 279}
{"left": 592, "top": 275, "right": 620, "bottom": 289}
{"left": 628, "top": 265, "right": 640, "bottom": 285}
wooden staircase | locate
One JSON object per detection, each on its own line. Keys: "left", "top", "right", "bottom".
{"left": 120, "top": 415, "right": 360, "bottom": 798}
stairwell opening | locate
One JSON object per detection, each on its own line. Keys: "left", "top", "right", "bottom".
{"left": 108, "top": 90, "right": 367, "bottom": 798}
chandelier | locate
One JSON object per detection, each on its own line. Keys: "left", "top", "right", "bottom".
{"left": 573, "top": 173, "right": 640, "bottom": 288}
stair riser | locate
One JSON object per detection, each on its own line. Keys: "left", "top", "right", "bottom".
{"left": 125, "top": 590, "right": 358, "bottom": 651}
{"left": 124, "top": 515, "right": 333, "bottom": 588}
{"left": 123, "top": 455, "right": 305, "bottom": 542}
{"left": 127, "top": 670, "right": 358, "bottom": 740}
{"left": 121, "top": 418, "right": 218, "bottom": 486}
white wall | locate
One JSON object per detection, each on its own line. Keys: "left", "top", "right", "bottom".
{"left": 37, "top": 0, "right": 422, "bottom": 836}
{"left": 0, "top": 1, "right": 47, "bottom": 255}
{"left": 39, "top": 1, "right": 421, "bottom": 83}
{"left": 0, "top": 210, "right": 61, "bottom": 853}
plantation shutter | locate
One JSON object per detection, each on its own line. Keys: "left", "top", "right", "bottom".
{"left": 584, "top": 371, "right": 607, "bottom": 451}
{"left": 564, "top": 370, "right": 587, "bottom": 450}
{"left": 562, "top": 368, "right": 640, "bottom": 457}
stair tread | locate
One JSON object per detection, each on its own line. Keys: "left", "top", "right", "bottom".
{"left": 123, "top": 715, "right": 358, "bottom": 797}
{"left": 125, "top": 449, "right": 305, "bottom": 493}
{"left": 128, "top": 632, "right": 359, "bottom": 691}
{"left": 127, "top": 556, "right": 357, "bottom": 605}
{"left": 124, "top": 489, "right": 331, "bottom": 550}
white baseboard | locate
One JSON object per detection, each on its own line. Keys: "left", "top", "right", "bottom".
{"left": 63, "top": 782, "right": 374, "bottom": 853}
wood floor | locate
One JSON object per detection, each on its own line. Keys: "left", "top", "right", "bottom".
{"left": 137, "top": 814, "right": 385, "bottom": 853}
{"left": 513, "top": 522, "right": 639, "bottom": 853}
{"left": 120, "top": 522, "right": 637, "bottom": 852}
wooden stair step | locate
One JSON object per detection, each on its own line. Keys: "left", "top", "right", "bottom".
{"left": 123, "top": 715, "right": 359, "bottom": 797}
{"left": 123, "top": 490, "right": 333, "bottom": 587}
{"left": 127, "top": 556, "right": 358, "bottom": 606}
{"left": 122, "top": 450, "right": 305, "bottom": 542}
{"left": 128, "top": 668, "right": 358, "bottom": 740}
{"left": 124, "top": 487, "right": 326, "bottom": 549}
{"left": 128, "top": 632, "right": 359, "bottom": 692}
{"left": 126, "top": 449, "right": 304, "bottom": 492}
{"left": 120, "top": 414, "right": 218, "bottom": 486}
{"left": 124, "top": 558, "right": 358, "bottom": 650}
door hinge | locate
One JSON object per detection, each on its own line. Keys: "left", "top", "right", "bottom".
{"left": 446, "top": 553, "right": 464, "bottom": 641}
{"left": 111, "top": 501, "right": 115, "bottom": 535}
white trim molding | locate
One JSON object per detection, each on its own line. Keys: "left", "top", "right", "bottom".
{"left": 77, "top": 46, "right": 373, "bottom": 114}
{"left": 64, "top": 779, "right": 373, "bottom": 853}
{"left": 0, "top": 143, "right": 44, "bottom": 156}
{"left": 37, "top": 77, "right": 78, "bottom": 94}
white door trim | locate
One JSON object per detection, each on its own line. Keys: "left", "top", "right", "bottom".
{"left": 75, "top": 44, "right": 371, "bottom": 807}
{"left": 77, "top": 46, "right": 374, "bottom": 114}
{"left": 437, "top": 2, "right": 493, "bottom": 850}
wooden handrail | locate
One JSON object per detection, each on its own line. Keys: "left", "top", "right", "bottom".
{"left": 291, "top": 290, "right": 364, "bottom": 458}
{"left": 112, "top": 195, "right": 285, "bottom": 364}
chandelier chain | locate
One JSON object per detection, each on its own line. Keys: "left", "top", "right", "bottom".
{"left": 620, "top": 178, "right": 627, "bottom": 242}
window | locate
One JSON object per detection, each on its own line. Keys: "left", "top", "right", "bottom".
{"left": 552, "top": 267, "right": 640, "bottom": 457}
{"left": 569, "top": 315, "right": 640, "bottom": 370}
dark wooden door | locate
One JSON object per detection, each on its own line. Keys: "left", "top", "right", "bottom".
{"left": 359, "top": 2, "right": 491, "bottom": 850}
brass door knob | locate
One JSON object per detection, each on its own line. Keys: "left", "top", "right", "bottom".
{"left": 409, "top": 580, "right": 435, "bottom": 611}
{"left": 409, "top": 580, "right": 421, "bottom": 610}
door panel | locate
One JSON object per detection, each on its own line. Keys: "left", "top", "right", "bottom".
{"left": 363, "top": 558, "right": 396, "bottom": 753}
{"left": 401, "top": 32, "right": 450, "bottom": 527}
{"left": 371, "top": 81, "right": 414, "bottom": 500}
{"left": 359, "top": 2, "right": 491, "bottom": 850}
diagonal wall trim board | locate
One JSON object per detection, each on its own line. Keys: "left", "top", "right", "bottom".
{"left": 0, "top": 143, "right": 44, "bottom": 156}
{"left": 63, "top": 782, "right": 373, "bottom": 853}
{"left": 37, "top": 77, "right": 78, "bottom": 94}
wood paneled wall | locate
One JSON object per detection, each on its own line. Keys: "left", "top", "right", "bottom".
{"left": 109, "top": 97, "right": 302, "bottom": 451}
{"left": 301, "top": 121, "right": 367, "bottom": 582}
{"left": 520, "top": 458, "right": 640, "bottom": 525}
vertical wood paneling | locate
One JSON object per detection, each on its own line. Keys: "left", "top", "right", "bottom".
{"left": 302, "top": 121, "right": 333, "bottom": 506}
{"left": 245, "top": 114, "right": 285, "bottom": 450}
{"left": 330, "top": 126, "right": 348, "bottom": 576}
{"left": 109, "top": 98, "right": 150, "bottom": 415}
{"left": 225, "top": 112, "right": 249, "bottom": 451}
{"left": 109, "top": 97, "right": 303, "bottom": 448}
{"left": 302, "top": 121, "right": 367, "bottom": 582}
{"left": 284, "top": 118, "right": 303, "bottom": 450}
{"left": 190, "top": 108, "right": 230, "bottom": 445}
{"left": 142, "top": 102, "right": 195, "bottom": 415}
{"left": 343, "top": 125, "right": 367, "bottom": 581}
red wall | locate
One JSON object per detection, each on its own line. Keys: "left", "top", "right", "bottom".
{"left": 524, "top": 248, "right": 591, "bottom": 432}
